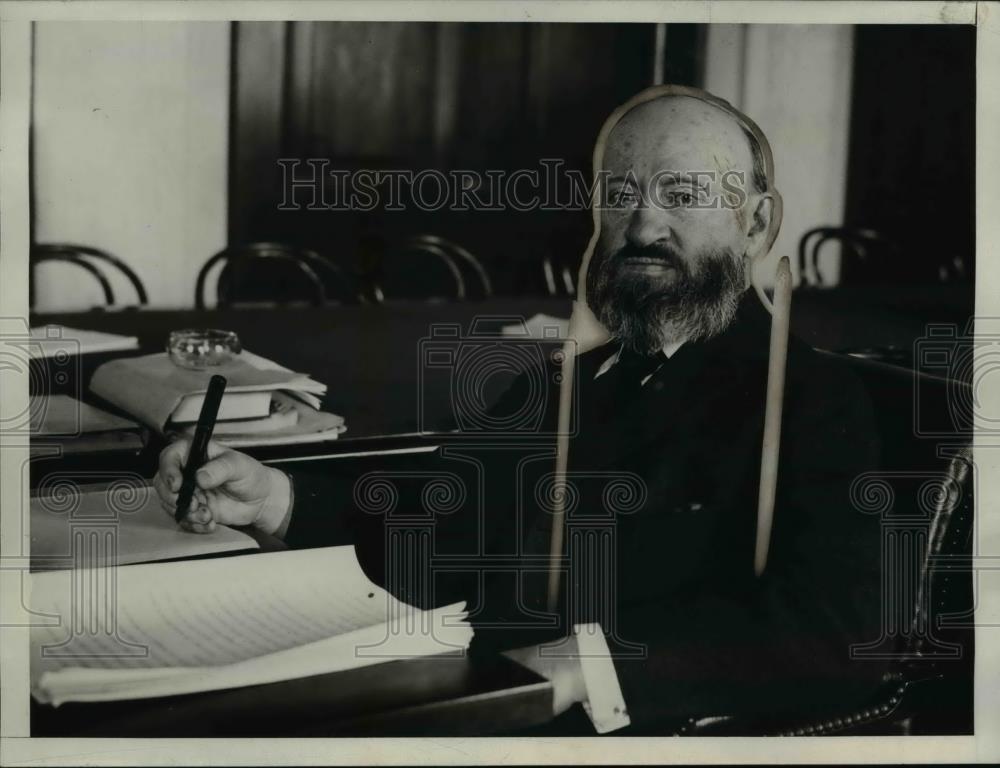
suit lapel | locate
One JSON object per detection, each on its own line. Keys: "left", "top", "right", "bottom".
{"left": 570, "top": 294, "right": 773, "bottom": 473}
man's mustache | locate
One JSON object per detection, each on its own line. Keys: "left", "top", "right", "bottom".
{"left": 608, "top": 243, "right": 686, "bottom": 271}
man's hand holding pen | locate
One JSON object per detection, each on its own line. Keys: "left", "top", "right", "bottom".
{"left": 154, "top": 438, "right": 291, "bottom": 534}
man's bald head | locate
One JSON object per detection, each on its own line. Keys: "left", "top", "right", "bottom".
{"left": 603, "top": 94, "right": 770, "bottom": 199}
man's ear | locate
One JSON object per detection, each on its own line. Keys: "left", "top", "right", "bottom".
{"left": 745, "top": 191, "right": 781, "bottom": 262}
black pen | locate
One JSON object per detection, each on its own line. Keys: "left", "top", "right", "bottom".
{"left": 175, "top": 374, "right": 228, "bottom": 523}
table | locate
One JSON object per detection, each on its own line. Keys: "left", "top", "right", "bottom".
{"left": 30, "top": 284, "right": 974, "bottom": 430}
{"left": 30, "top": 298, "right": 574, "bottom": 443}
{"left": 789, "top": 283, "right": 973, "bottom": 363}
{"left": 27, "top": 300, "right": 574, "bottom": 736}
{"left": 32, "top": 653, "right": 553, "bottom": 737}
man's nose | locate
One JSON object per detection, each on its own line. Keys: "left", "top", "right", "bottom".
{"left": 624, "top": 203, "right": 673, "bottom": 249}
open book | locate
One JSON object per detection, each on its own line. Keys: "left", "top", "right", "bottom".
{"left": 30, "top": 546, "right": 472, "bottom": 706}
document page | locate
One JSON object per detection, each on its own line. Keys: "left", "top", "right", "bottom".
{"left": 30, "top": 486, "right": 258, "bottom": 567}
{"left": 30, "top": 546, "right": 471, "bottom": 704}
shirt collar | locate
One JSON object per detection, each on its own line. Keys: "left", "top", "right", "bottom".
{"left": 594, "top": 338, "right": 686, "bottom": 380}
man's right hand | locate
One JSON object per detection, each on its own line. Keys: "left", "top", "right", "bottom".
{"left": 153, "top": 438, "right": 292, "bottom": 535}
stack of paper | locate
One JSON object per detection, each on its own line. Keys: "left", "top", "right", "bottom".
{"left": 29, "top": 395, "right": 143, "bottom": 455}
{"left": 29, "top": 326, "right": 139, "bottom": 358}
{"left": 30, "top": 546, "right": 472, "bottom": 706}
{"left": 90, "top": 350, "right": 347, "bottom": 446}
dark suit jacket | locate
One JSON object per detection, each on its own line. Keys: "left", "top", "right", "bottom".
{"left": 284, "top": 293, "right": 887, "bottom": 731}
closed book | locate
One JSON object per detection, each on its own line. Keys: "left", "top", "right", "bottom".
{"left": 171, "top": 390, "right": 273, "bottom": 423}
{"left": 175, "top": 391, "right": 345, "bottom": 445}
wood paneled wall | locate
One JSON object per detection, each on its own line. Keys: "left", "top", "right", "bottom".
{"left": 229, "top": 21, "right": 666, "bottom": 294}
{"left": 844, "top": 24, "right": 975, "bottom": 286}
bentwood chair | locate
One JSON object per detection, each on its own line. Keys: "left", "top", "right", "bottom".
{"left": 797, "top": 227, "right": 900, "bottom": 287}
{"left": 196, "top": 242, "right": 362, "bottom": 309}
{"left": 369, "top": 235, "right": 490, "bottom": 302}
{"left": 676, "top": 354, "right": 974, "bottom": 736}
{"left": 30, "top": 244, "right": 149, "bottom": 309}
{"left": 411, "top": 235, "right": 493, "bottom": 299}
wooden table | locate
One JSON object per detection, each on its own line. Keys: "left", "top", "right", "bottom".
{"left": 30, "top": 298, "right": 573, "bottom": 442}
{"left": 32, "top": 653, "right": 553, "bottom": 737}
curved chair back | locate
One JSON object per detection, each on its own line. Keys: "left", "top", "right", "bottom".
{"left": 409, "top": 235, "right": 492, "bottom": 299}
{"left": 370, "top": 236, "right": 468, "bottom": 302}
{"left": 30, "top": 244, "right": 148, "bottom": 309}
{"left": 798, "top": 227, "right": 899, "bottom": 287}
{"left": 196, "top": 243, "right": 358, "bottom": 309}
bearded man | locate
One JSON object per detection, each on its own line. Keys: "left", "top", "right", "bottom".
{"left": 154, "top": 86, "right": 886, "bottom": 734}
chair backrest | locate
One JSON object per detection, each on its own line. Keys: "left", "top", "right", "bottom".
{"left": 782, "top": 355, "right": 972, "bottom": 735}
{"left": 798, "top": 227, "right": 899, "bottom": 287}
{"left": 30, "top": 244, "right": 149, "bottom": 309}
{"left": 409, "top": 235, "right": 492, "bottom": 299}
{"left": 196, "top": 243, "right": 358, "bottom": 309}
{"left": 370, "top": 236, "right": 467, "bottom": 302}
{"left": 838, "top": 354, "right": 974, "bottom": 653}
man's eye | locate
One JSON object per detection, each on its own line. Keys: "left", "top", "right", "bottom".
{"left": 678, "top": 191, "right": 695, "bottom": 205}
{"left": 609, "top": 187, "right": 640, "bottom": 208}
{"left": 665, "top": 190, "right": 696, "bottom": 207}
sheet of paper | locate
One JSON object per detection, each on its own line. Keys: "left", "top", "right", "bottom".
{"left": 30, "top": 486, "right": 258, "bottom": 568}
{"left": 29, "top": 394, "right": 139, "bottom": 435}
{"left": 30, "top": 546, "right": 471, "bottom": 704}
{"left": 240, "top": 349, "right": 325, "bottom": 409}
{"left": 29, "top": 325, "right": 139, "bottom": 358}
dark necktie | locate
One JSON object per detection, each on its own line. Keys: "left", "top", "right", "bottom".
{"left": 613, "top": 346, "right": 668, "bottom": 391}
{"left": 581, "top": 346, "right": 668, "bottom": 429}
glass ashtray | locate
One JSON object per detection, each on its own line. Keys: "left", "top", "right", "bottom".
{"left": 167, "top": 329, "right": 242, "bottom": 369}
